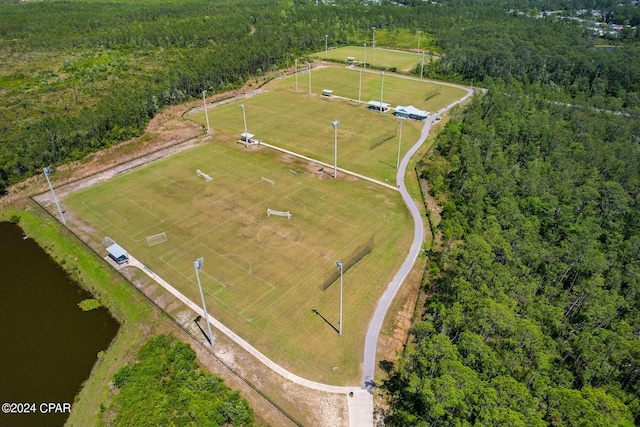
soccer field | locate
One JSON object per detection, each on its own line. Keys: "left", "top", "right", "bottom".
{"left": 312, "top": 46, "right": 439, "bottom": 72}
{"left": 190, "top": 66, "right": 465, "bottom": 183}
{"left": 64, "top": 141, "right": 413, "bottom": 384}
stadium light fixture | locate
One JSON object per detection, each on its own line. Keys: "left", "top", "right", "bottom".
{"left": 325, "top": 34, "right": 328, "bottom": 59}
{"left": 363, "top": 42, "right": 367, "bottom": 70}
{"left": 194, "top": 257, "right": 214, "bottom": 347}
{"left": 380, "top": 71, "right": 385, "bottom": 114}
{"left": 295, "top": 59, "right": 298, "bottom": 91}
{"left": 358, "top": 69, "right": 363, "bottom": 104}
{"left": 240, "top": 104, "right": 248, "bottom": 141}
{"left": 203, "top": 90, "right": 210, "bottom": 133}
{"left": 335, "top": 261, "right": 343, "bottom": 335}
{"left": 418, "top": 30, "right": 422, "bottom": 53}
{"left": 332, "top": 120, "right": 340, "bottom": 179}
{"left": 43, "top": 166, "right": 66, "bottom": 225}
{"left": 308, "top": 62, "right": 312, "bottom": 95}
{"left": 397, "top": 120, "right": 403, "bottom": 170}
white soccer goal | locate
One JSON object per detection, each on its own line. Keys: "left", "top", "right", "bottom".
{"left": 146, "top": 232, "right": 168, "bottom": 246}
{"left": 267, "top": 209, "right": 291, "bottom": 219}
{"left": 196, "top": 169, "right": 212, "bottom": 182}
{"left": 102, "top": 236, "right": 116, "bottom": 247}
{"left": 261, "top": 177, "right": 275, "bottom": 186}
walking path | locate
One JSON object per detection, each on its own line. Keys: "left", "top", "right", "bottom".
{"left": 109, "top": 80, "right": 473, "bottom": 426}
{"left": 360, "top": 87, "right": 474, "bottom": 391}
{"left": 120, "top": 254, "right": 374, "bottom": 425}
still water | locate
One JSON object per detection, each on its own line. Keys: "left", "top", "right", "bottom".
{"left": 0, "top": 222, "right": 120, "bottom": 426}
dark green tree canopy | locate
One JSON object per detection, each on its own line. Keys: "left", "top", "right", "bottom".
{"left": 108, "top": 334, "right": 254, "bottom": 427}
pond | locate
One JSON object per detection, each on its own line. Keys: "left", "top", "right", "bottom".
{"left": 0, "top": 222, "right": 120, "bottom": 426}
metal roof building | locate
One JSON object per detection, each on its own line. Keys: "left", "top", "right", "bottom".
{"left": 394, "top": 105, "right": 429, "bottom": 121}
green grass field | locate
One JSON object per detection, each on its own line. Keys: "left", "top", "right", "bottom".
{"left": 312, "top": 46, "right": 439, "bottom": 72}
{"left": 190, "top": 66, "right": 465, "bottom": 184}
{"left": 64, "top": 141, "right": 413, "bottom": 384}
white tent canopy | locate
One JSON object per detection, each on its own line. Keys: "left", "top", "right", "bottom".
{"left": 367, "top": 100, "right": 390, "bottom": 111}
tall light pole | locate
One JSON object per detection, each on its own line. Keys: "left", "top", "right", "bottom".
{"left": 43, "top": 166, "right": 66, "bottom": 225}
{"left": 240, "top": 104, "right": 248, "bottom": 141}
{"left": 325, "top": 34, "right": 328, "bottom": 59}
{"left": 295, "top": 59, "right": 298, "bottom": 91}
{"left": 308, "top": 62, "right": 312, "bottom": 95}
{"left": 332, "top": 120, "right": 340, "bottom": 179}
{"left": 421, "top": 51, "right": 425, "bottom": 80}
{"left": 396, "top": 120, "right": 403, "bottom": 169}
{"left": 335, "top": 261, "right": 343, "bottom": 335}
{"left": 202, "top": 90, "right": 210, "bottom": 133}
{"left": 372, "top": 27, "right": 376, "bottom": 67}
{"left": 417, "top": 30, "right": 422, "bottom": 52}
{"left": 380, "top": 71, "right": 385, "bottom": 114}
{"left": 363, "top": 43, "right": 367, "bottom": 70}
{"left": 358, "top": 69, "right": 363, "bottom": 104}
{"left": 194, "top": 258, "right": 214, "bottom": 346}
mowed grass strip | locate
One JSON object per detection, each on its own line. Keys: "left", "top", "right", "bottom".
{"left": 64, "top": 140, "right": 412, "bottom": 384}
{"left": 312, "top": 46, "right": 439, "bottom": 72}
{"left": 191, "top": 66, "right": 465, "bottom": 184}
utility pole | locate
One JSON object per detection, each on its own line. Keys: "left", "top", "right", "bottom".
{"left": 194, "top": 258, "right": 214, "bottom": 346}
{"left": 380, "top": 72, "right": 385, "bottom": 114}
{"left": 43, "top": 166, "right": 66, "bottom": 225}
{"left": 202, "top": 90, "right": 210, "bottom": 133}
{"left": 396, "top": 120, "right": 403, "bottom": 170}
{"left": 332, "top": 120, "right": 340, "bottom": 179}
{"left": 325, "top": 34, "right": 328, "bottom": 59}
{"left": 335, "top": 261, "right": 343, "bottom": 335}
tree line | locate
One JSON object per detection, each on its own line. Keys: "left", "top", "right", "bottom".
{"left": 2, "top": 0, "right": 640, "bottom": 423}
{"left": 2, "top": 0, "right": 638, "bottom": 195}
{"left": 381, "top": 79, "right": 640, "bottom": 425}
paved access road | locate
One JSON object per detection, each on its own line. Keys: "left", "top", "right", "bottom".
{"left": 360, "top": 82, "right": 474, "bottom": 391}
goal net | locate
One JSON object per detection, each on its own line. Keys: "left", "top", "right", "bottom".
{"left": 267, "top": 209, "right": 291, "bottom": 219}
{"left": 196, "top": 169, "right": 212, "bottom": 182}
{"left": 146, "top": 232, "right": 168, "bottom": 246}
{"left": 321, "top": 235, "right": 374, "bottom": 290}
{"left": 261, "top": 177, "right": 275, "bottom": 186}
{"left": 102, "top": 236, "right": 116, "bottom": 247}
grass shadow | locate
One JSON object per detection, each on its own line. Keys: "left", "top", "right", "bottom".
{"left": 378, "top": 160, "right": 397, "bottom": 170}
{"left": 312, "top": 309, "right": 339, "bottom": 334}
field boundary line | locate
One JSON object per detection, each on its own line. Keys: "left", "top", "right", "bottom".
{"left": 257, "top": 141, "right": 399, "bottom": 192}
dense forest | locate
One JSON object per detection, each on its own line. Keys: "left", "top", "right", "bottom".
{"left": 1, "top": 0, "right": 639, "bottom": 194}
{"left": 381, "top": 80, "right": 640, "bottom": 425}
{"left": 106, "top": 334, "right": 254, "bottom": 426}
{"left": 2, "top": 1, "right": 640, "bottom": 423}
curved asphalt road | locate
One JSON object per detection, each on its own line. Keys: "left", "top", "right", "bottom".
{"left": 360, "top": 83, "right": 474, "bottom": 390}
